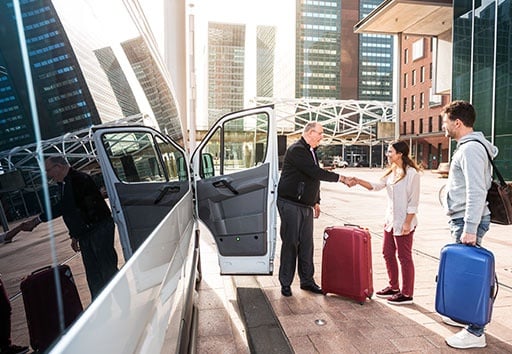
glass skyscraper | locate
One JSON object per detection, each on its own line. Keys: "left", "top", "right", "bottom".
{"left": 452, "top": 0, "right": 512, "bottom": 178}
{"left": 295, "top": 0, "right": 341, "bottom": 99}
{"left": 256, "top": 26, "right": 276, "bottom": 98}
{"left": 295, "top": 0, "right": 393, "bottom": 101}
{"left": 358, "top": 0, "right": 393, "bottom": 101}
{"left": 0, "top": 0, "right": 182, "bottom": 153}
{"left": 207, "top": 22, "right": 245, "bottom": 126}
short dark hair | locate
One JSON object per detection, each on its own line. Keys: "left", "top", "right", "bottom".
{"left": 441, "top": 100, "right": 476, "bottom": 127}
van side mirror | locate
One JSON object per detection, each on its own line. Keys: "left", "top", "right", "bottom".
{"left": 176, "top": 156, "right": 188, "bottom": 181}
{"left": 201, "top": 153, "right": 215, "bottom": 178}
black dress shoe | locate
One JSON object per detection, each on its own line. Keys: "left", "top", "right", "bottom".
{"left": 300, "top": 283, "right": 323, "bottom": 294}
{"left": 281, "top": 286, "right": 292, "bottom": 297}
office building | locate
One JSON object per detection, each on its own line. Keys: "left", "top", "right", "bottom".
{"left": 358, "top": 0, "right": 393, "bottom": 101}
{"left": 355, "top": 0, "right": 512, "bottom": 178}
{"left": 0, "top": 0, "right": 182, "bottom": 154}
{"left": 400, "top": 35, "right": 450, "bottom": 169}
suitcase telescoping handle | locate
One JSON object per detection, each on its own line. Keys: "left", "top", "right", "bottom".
{"left": 31, "top": 265, "right": 53, "bottom": 275}
{"left": 344, "top": 223, "right": 361, "bottom": 228}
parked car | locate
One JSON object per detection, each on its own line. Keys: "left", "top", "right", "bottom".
{"left": 333, "top": 156, "right": 349, "bottom": 168}
{"left": 321, "top": 159, "right": 336, "bottom": 170}
{"left": 353, "top": 160, "right": 369, "bottom": 167}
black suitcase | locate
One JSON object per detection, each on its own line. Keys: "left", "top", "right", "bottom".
{"left": 20, "top": 265, "right": 83, "bottom": 351}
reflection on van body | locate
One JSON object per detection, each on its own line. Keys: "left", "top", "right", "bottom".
{"left": 0, "top": 0, "right": 278, "bottom": 353}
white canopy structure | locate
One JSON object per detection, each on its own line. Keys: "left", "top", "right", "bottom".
{"left": 252, "top": 98, "right": 396, "bottom": 145}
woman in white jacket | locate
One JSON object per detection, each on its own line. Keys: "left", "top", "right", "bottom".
{"left": 350, "top": 140, "right": 421, "bottom": 305}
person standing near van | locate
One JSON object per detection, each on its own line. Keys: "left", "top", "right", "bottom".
{"left": 440, "top": 100, "right": 497, "bottom": 349}
{"left": 348, "top": 140, "right": 421, "bottom": 305}
{"left": 27, "top": 156, "right": 119, "bottom": 299}
{"left": 277, "top": 122, "right": 350, "bottom": 297}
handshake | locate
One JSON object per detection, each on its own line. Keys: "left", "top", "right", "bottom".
{"left": 340, "top": 176, "right": 359, "bottom": 188}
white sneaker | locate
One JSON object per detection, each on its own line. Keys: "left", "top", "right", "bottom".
{"left": 441, "top": 315, "right": 466, "bottom": 328}
{"left": 446, "top": 329, "right": 486, "bottom": 349}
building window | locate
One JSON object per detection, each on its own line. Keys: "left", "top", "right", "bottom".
{"left": 411, "top": 95, "right": 416, "bottom": 110}
{"left": 403, "top": 121, "right": 407, "bottom": 135}
{"left": 412, "top": 70, "right": 416, "bottom": 85}
{"left": 404, "top": 49, "right": 408, "bottom": 64}
{"left": 403, "top": 97, "right": 407, "bottom": 112}
{"left": 411, "top": 120, "right": 415, "bottom": 134}
{"left": 403, "top": 73, "right": 407, "bottom": 88}
{"left": 420, "top": 92, "right": 424, "bottom": 109}
{"left": 438, "top": 115, "right": 442, "bottom": 131}
{"left": 428, "top": 116, "right": 433, "bottom": 133}
{"left": 420, "top": 66, "right": 425, "bottom": 82}
{"left": 412, "top": 38, "right": 425, "bottom": 60}
{"left": 419, "top": 118, "right": 424, "bottom": 134}
{"left": 429, "top": 63, "right": 433, "bottom": 80}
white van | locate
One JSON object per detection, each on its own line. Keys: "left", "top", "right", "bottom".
{"left": 50, "top": 106, "right": 278, "bottom": 353}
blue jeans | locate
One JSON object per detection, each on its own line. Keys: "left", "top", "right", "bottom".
{"left": 448, "top": 214, "right": 491, "bottom": 336}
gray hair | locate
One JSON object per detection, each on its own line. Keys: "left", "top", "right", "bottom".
{"left": 303, "top": 121, "right": 320, "bottom": 134}
{"left": 46, "top": 155, "right": 69, "bottom": 166}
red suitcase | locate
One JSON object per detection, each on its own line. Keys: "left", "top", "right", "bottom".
{"left": 20, "top": 265, "right": 83, "bottom": 351}
{"left": 321, "top": 225, "right": 373, "bottom": 304}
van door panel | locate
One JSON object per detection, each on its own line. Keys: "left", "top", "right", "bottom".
{"left": 196, "top": 164, "right": 269, "bottom": 256}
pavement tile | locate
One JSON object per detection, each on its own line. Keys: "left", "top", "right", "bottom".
{"left": 197, "top": 308, "right": 234, "bottom": 337}
{"left": 278, "top": 313, "right": 338, "bottom": 337}
{"left": 307, "top": 333, "right": 361, "bottom": 353}
{"left": 195, "top": 334, "right": 242, "bottom": 354}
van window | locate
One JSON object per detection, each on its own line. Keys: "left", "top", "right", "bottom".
{"left": 200, "top": 113, "right": 269, "bottom": 178}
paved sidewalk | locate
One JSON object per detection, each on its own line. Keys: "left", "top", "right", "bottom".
{"left": 2, "top": 168, "right": 511, "bottom": 353}
{"left": 197, "top": 168, "right": 512, "bottom": 353}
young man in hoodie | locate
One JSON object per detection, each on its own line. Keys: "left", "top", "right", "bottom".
{"left": 440, "top": 100, "right": 498, "bottom": 349}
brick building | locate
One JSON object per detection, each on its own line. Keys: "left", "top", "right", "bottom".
{"left": 399, "top": 35, "right": 450, "bottom": 169}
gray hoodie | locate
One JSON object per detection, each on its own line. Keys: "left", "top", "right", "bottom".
{"left": 445, "top": 131, "right": 498, "bottom": 234}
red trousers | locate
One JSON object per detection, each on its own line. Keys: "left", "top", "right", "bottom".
{"left": 382, "top": 229, "right": 415, "bottom": 297}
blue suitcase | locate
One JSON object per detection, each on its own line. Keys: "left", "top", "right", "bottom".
{"left": 435, "top": 244, "right": 497, "bottom": 327}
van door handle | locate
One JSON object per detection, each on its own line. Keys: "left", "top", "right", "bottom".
{"left": 212, "top": 179, "right": 239, "bottom": 195}
{"left": 154, "top": 185, "right": 180, "bottom": 204}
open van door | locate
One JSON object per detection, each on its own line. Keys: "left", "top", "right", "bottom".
{"left": 92, "top": 126, "right": 191, "bottom": 259}
{"left": 191, "top": 105, "right": 278, "bottom": 274}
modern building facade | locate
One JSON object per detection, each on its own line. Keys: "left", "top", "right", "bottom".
{"left": 207, "top": 23, "right": 246, "bottom": 127}
{"left": 295, "top": 0, "right": 393, "bottom": 101}
{"left": 452, "top": 0, "right": 512, "bottom": 178}
{"left": 295, "top": 0, "right": 342, "bottom": 99}
{"left": 0, "top": 0, "right": 185, "bottom": 222}
{"left": 0, "top": 0, "right": 182, "bottom": 155}
{"left": 358, "top": 0, "right": 393, "bottom": 101}
{"left": 256, "top": 26, "right": 276, "bottom": 98}
{"left": 355, "top": 0, "right": 511, "bottom": 179}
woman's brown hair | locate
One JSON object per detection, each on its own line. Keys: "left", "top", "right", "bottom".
{"left": 382, "top": 140, "right": 421, "bottom": 183}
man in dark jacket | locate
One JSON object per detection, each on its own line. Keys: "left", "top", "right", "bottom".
{"left": 278, "top": 122, "right": 349, "bottom": 297}
{"left": 31, "top": 156, "right": 118, "bottom": 299}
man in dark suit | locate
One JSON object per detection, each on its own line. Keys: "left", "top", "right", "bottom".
{"left": 277, "top": 122, "right": 349, "bottom": 297}
{"left": 30, "top": 156, "right": 118, "bottom": 299}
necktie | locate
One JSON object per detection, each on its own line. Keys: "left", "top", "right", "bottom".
{"left": 310, "top": 148, "right": 317, "bottom": 165}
